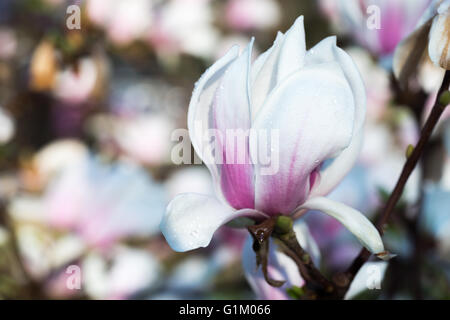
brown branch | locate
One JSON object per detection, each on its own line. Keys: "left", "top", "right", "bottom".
{"left": 248, "top": 217, "right": 285, "bottom": 287}
{"left": 343, "top": 70, "right": 450, "bottom": 293}
{"left": 248, "top": 216, "right": 347, "bottom": 298}
{"left": 273, "top": 227, "right": 337, "bottom": 297}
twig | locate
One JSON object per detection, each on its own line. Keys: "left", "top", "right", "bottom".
{"left": 343, "top": 70, "right": 450, "bottom": 292}
{"left": 273, "top": 227, "right": 337, "bottom": 296}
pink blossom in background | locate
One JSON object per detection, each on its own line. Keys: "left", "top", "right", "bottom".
{"left": 113, "top": 115, "right": 175, "bottom": 166}
{"left": 87, "top": 0, "right": 154, "bottom": 45}
{"left": 53, "top": 58, "right": 99, "bottom": 104}
{"left": 0, "top": 28, "right": 17, "bottom": 59}
{"left": 148, "top": 0, "right": 219, "bottom": 59}
{"left": 319, "top": 0, "right": 431, "bottom": 57}
{"left": 44, "top": 157, "right": 166, "bottom": 248}
{"left": 225, "top": 0, "right": 281, "bottom": 31}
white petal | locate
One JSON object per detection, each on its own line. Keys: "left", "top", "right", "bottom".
{"left": 306, "top": 36, "right": 365, "bottom": 133}
{"left": 305, "top": 36, "right": 367, "bottom": 196}
{"left": 250, "top": 16, "right": 306, "bottom": 122}
{"left": 429, "top": 11, "right": 450, "bottom": 69}
{"left": 251, "top": 32, "right": 284, "bottom": 121}
{"left": 187, "top": 45, "right": 240, "bottom": 201}
{"left": 298, "top": 197, "right": 384, "bottom": 254}
{"left": 310, "top": 129, "right": 364, "bottom": 197}
{"left": 276, "top": 16, "right": 306, "bottom": 82}
{"left": 213, "top": 40, "right": 256, "bottom": 209}
{"left": 344, "top": 261, "right": 388, "bottom": 300}
{"left": 160, "top": 193, "right": 266, "bottom": 252}
{"left": 250, "top": 62, "right": 355, "bottom": 215}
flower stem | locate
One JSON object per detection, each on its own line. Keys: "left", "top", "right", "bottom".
{"left": 273, "top": 227, "right": 336, "bottom": 296}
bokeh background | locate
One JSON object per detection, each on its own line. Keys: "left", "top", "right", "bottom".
{"left": 0, "top": 0, "right": 449, "bottom": 299}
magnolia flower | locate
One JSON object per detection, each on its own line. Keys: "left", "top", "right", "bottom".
{"left": 319, "top": 0, "right": 430, "bottom": 58}
{"left": 242, "top": 222, "right": 320, "bottom": 300}
{"left": 394, "top": 0, "right": 450, "bottom": 86}
{"left": 161, "top": 17, "right": 386, "bottom": 257}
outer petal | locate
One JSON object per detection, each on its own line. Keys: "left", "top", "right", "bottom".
{"left": 276, "top": 16, "right": 306, "bottom": 83}
{"left": 306, "top": 36, "right": 365, "bottom": 135}
{"left": 250, "top": 62, "right": 355, "bottom": 215}
{"left": 428, "top": 7, "right": 450, "bottom": 70}
{"left": 213, "top": 40, "right": 255, "bottom": 209}
{"left": 250, "top": 32, "right": 284, "bottom": 121}
{"left": 305, "top": 36, "right": 367, "bottom": 196}
{"left": 298, "top": 197, "right": 384, "bottom": 254}
{"left": 250, "top": 16, "right": 306, "bottom": 122}
{"left": 187, "top": 46, "right": 240, "bottom": 202}
{"left": 310, "top": 129, "right": 364, "bottom": 197}
{"left": 160, "top": 193, "right": 267, "bottom": 252}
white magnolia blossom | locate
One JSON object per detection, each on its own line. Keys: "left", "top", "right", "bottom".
{"left": 161, "top": 17, "right": 386, "bottom": 258}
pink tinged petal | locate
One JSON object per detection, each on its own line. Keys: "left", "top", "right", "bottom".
{"left": 250, "top": 32, "right": 284, "bottom": 120}
{"left": 428, "top": 8, "right": 450, "bottom": 70}
{"left": 160, "top": 193, "right": 267, "bottom": 252}
{"left": 305, "top": 36, "right": 367, "bottom": 197}
{"left": 299, "top": 197, "right": 385, "bottom": 254}
{"left": 187, "top": 45, "right": 240, "bottom": 203}
{"left": 377, "top": 2, "right": 405, "bottom": 55}
{"left": 251, "top": 63, "right": 355, "bottom": 215}
{"left": 276, "top": 16, "right": 306, "bottom": 82}
{"left": 213, "top": 40, "right": 255, "bottom": 209}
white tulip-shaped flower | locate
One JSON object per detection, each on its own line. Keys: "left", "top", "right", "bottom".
{"left": 161, "top": 16, "right": 386, "bottom": 257}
